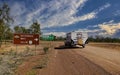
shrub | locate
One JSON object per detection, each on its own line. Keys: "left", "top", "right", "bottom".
{"left": 0, "top": 57, "right": 3, "bottom": 64}
{"left": 43, "top": 47, "right": 49, "bottom": 54}
{"left": 26, "top": 70, "right": 36, "bottom": 75}
{"left": 26, "top": 46, "right": 30, "bottom": 51}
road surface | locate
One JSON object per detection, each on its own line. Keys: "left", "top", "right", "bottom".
{"left": 38, "top": 44, "right": 120, "bottom": 75}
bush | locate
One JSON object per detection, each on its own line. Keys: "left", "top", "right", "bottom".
{"left": 43, "top": 47, "right": 49, "bottom": 54}
{"left": 26, "top": 70, "right": 36, "bottom": 75}
{"left": 0, "top": 57, "right": 3, "bottom": 64}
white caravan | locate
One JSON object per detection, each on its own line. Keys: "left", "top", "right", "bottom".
{"left": 65, "top": 32, "right": 88, "bottom": 48}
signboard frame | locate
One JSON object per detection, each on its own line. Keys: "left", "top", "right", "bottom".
{"left": 13, "top": 33, "right": 39, "bottom": 45}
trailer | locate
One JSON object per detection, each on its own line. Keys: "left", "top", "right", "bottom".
{"left": 64, "top": 32, "right": 88, "bottom": 48}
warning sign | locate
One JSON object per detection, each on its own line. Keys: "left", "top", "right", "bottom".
{"left": 14, "top": 34, "right": 39, "bottom": 45}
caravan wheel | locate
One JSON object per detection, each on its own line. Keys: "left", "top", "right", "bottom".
{"left": 82, "top": 44, "right": 85, "bottom": 48}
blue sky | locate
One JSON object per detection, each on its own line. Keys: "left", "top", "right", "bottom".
{"left": 0, "top": 0, "right": 120, "bottom": 38}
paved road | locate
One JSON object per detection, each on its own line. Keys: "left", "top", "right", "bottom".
{"left": 38, "top": 44, "right": 120, "bottom": 75}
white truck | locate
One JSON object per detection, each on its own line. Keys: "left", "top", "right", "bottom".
{"left": 65, "top": 31, "right": 88, "bottom": 48}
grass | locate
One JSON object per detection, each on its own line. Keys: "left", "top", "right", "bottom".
{"left": 33, "top": 55, "right": 48, "bottom": 69}
{"left": 43, "top": 47, "right": 49, "bottom": 54}
{"left": 89, "top": 43, "right": 120, "bottom": 50}
{"left": 26, "top": 46, "right": 30, "bottom": 51}
{"left": 0, "top": 56, "right": 2, "bottom": 64}
{"left": 0, "top": 41, "right": 54, "bottom": 75}
{"left": 26, "top": 70, "right": 37, "bottom": 75}
{"left": 0, "top": 46, "right": 33, "bottom": 75}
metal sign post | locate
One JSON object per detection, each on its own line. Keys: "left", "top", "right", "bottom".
{"left": 35, "top": 44, "right": 36, "bottom": 55}
{"left": 34, "top": 37, "right": 39, "bottom": 55}
{"left": 13, "top": 34, "right": 39, "bottom": 55}
{"left": 16, "top": 45, "right": 17, "bottom": 51}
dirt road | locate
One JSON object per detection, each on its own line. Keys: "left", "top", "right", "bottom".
{"left": 75, "top": 45, "right": 120, "bottom": 75}
{"left": 38, "top": 43, "right": 120, "bottom": 75}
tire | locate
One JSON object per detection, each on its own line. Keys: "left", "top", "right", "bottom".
{"left": 65, "top": 42, "right": 71, "bottom": 47}
{"left": 71, "top": 40, "right": 74, "bottom": 46}
{"left": 65, "top": 40, "right": 74, "bottom": 47}
{"left": 82, "top": 44, "right": 85, "bottom": 48}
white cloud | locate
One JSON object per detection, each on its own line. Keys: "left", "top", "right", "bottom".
{"left": 99, "top": 20, "right": 120, "bottom": 35}
{"left": 76, "top": 29, "right": 99, "bottom": 33}
{"left": 11, "top": 2, "right": 26, "bottom": 17}
{"left": 10, "top": 2, "right": 26, "bottom": 28}
{"left": 77, "top": 28, "right": 113, "bottom": 37}
{"left": 11, "top": 1, "right": 111, "bottom": 30}
{"left": 44, "top": 32, "right": 66, "bottom": 37}
{"left": 114, "top": 10, "right": 120, "bottom": 16}
{"left": 40, "top": 0, "right": 88, "bottom": 28}
{"left": 87, "top": 25, "right": 98, "bottom": 28}
{"left": 26, "top": 4, "right": 46, "bottom": 24}
{"left": 40, "top": 2, "right": 111, "bottom": 28}
{"left": 76, "top": 12, "right": 96, "bottom": 21}
{"left": 98, "top": 3, "right": 111, "bottom": 12}
{"left": 12, "top": 0, "right": 96, "bottom": 28}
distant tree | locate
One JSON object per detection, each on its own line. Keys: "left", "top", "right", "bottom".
{"left": 14, "top": 26, "right": 30, "bottom": 33}
{"left": 55, "top": 36, "right": 65, "bottom": 41}
{"left": 3, "top": 25, "right": 11, "bottom": 43}
{"left": 30, "top": 21, "right": 41, "bottom": 34}
{"left": 0, "top": 3, "right": 13, "bottom": 47}
{"left": 88, "top": 36, "right": 120, "bottom": 43}
{"left": 4, "top": 27, "right": 13, "bottom": 44}
{"left": 25, "top": 29, "right": 32, "bottom": 34}
{"left": 20, "top": 26, "right": 27, "bottom": 33}
{"left": 5, "top": 27, "right": 13, "bottom": 39}
{"left": 14, "top": 26, "right": 21, "bottom": 33}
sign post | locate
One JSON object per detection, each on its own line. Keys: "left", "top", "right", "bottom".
{"left": 34, "top": 37, "right": 39, "bottom": 55}
{"left": 14, "top": 34, "right": 39, "bottom": 45}
{"left": 15, "top": 45, "right": 17, "bottom": 55}
{"left": 14, "top": 34, "right": 39, "bottom": 54}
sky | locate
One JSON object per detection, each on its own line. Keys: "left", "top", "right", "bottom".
{"left": 0, "top": 0, "right": 120, "bottom": 38}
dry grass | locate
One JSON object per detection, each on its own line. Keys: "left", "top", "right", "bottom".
{"left": 0, "top": 41, "right": 63, "bottom": 75}
{"left": 0, "top": 41, "right": 44, "bottom": 75}
{"left": 89, "top": 43, "right": 120, "bottom": 50}
{"left": 15, "top": 41, "right": 56, "bottom": 75}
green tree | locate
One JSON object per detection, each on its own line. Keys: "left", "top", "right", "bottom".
{"left": 0, "top": 3, "right": 13, "bottom": 47}
{"left": 14, "top": 26, "right": 20, "bottom": 33}
{"left": 30, "top": 21, "right": 41, "bottom": 34}
{"left": 26, "top": 29, "right": 32, "bottom": 34}
{"left": 4, "top": 27, "right": 13, "bottom": 44}
{"left": 20, "top": 26, "right": 27, "bottom": 33}
{"left": 14, "top": 26, "right": 28, "bottom": 33}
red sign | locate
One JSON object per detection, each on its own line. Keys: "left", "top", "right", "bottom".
{"left": 14, "top": 34, "right": 39, "bottom": 45}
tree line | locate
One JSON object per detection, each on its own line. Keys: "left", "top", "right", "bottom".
{"left": 0, "top": 3, "right": 41, "bottom": 47}
{"left": 14, "top": 21, "right": 41, "bottom": 34}
{"left": 88, "top": 36, "right": 120, "bottom": 43}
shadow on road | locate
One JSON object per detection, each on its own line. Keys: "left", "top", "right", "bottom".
{"left": 54, "top": 45, "right": 82, "bottom": 50}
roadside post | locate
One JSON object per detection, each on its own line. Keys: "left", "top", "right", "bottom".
{"left": 16, "top": 45, "right": 17, "bottom": 51}
{"left": 34, "top": 37, "right": 39, "bottom": 55}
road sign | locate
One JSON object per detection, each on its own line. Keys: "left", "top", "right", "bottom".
{"left": 14, "top": 34, "right": 39, "bottom": 45}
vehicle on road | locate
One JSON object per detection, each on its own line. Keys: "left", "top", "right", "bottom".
{"left": 65, "top": 31, "right": 88, "bottom": 48}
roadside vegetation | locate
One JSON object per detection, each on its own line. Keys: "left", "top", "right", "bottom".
{"left": 0, "top": 3, "right": 41, "bottom": 48}
{"left": 0, "top": 42, "right": 52, "bottom": 75}
{"left": 0, "top": 46, "right": 34, "bottom": 75}
{"left": 88, "top": 36, "right": 120, "bottom": 43}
